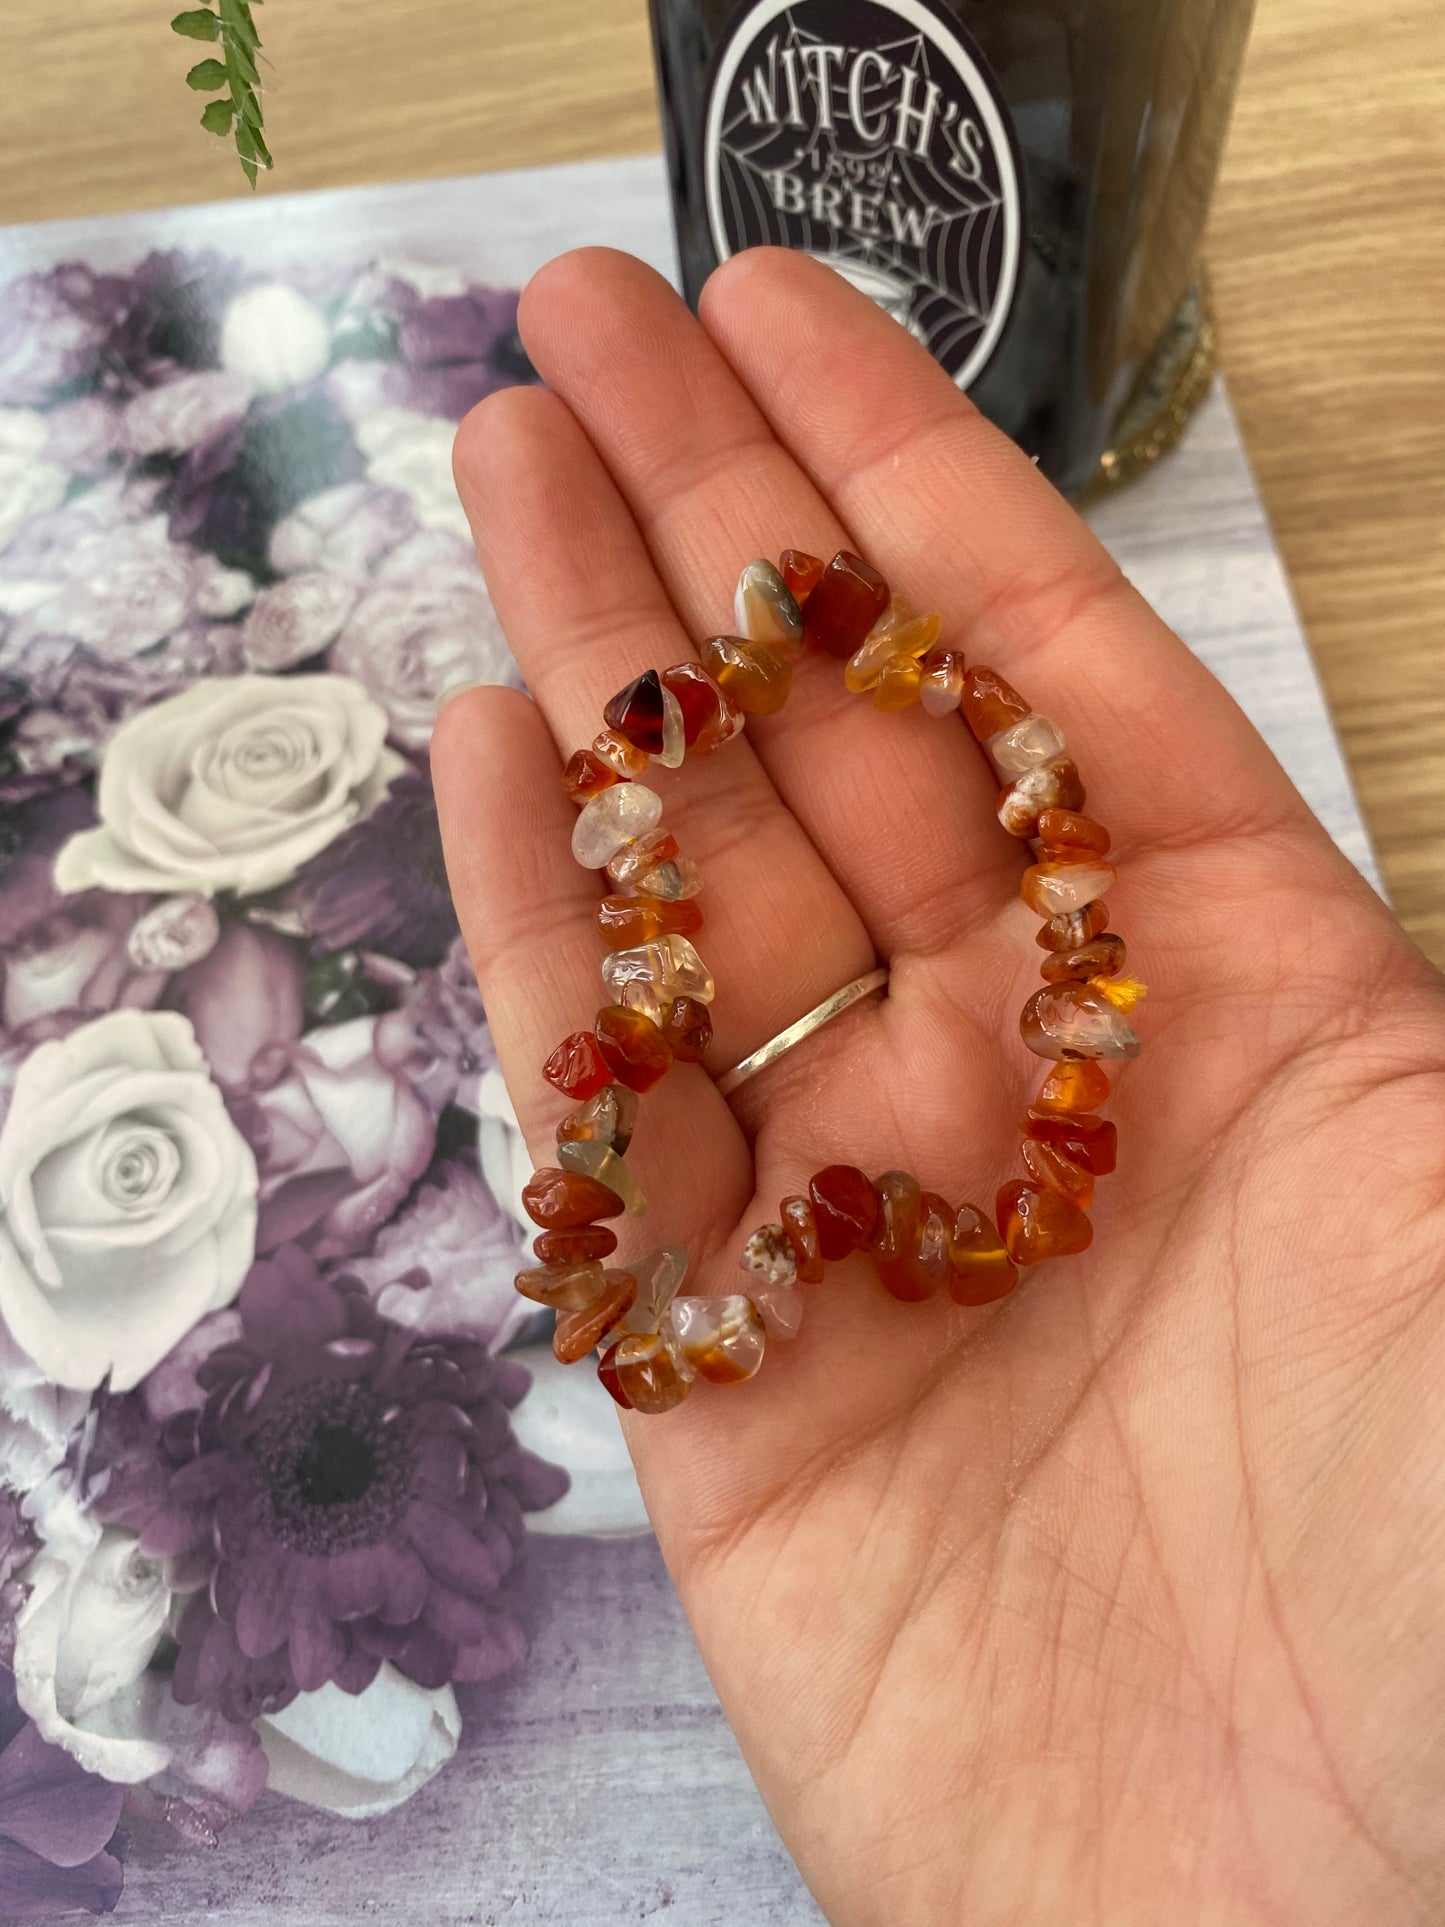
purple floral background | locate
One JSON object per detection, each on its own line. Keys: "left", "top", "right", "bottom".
{"left": 0, "top": 252, "right": 574, "bottom": 1919}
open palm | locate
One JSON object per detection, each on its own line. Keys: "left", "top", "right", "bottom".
{"left": 433, "top": 248, "right": 1445, "bottom": 1926}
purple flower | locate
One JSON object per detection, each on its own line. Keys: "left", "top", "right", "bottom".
{"left": 165, "top": 920, "right": 305, "bottom": 1088}
{"left": 398, "top": 288, "right": 526, "bottom": 389}
{"left": 0, "top": 266, "right": 132, "bottom": 406}
{"left": 104, "top": 1248, "right": 567, "bottom": 1723}
{"left": 0, "top": 790, "right": 169, "bottom": 1028}
{"left": 347, "top": 1159, "right": 533, "bottom": 1353}
{"left": 235, "top": 1012, "right": 437, "bottom": 1260}
{"left": 44, "top": 398, "right": 125, "bottom": 478}
{"left": 0, "top": 1665, "right": 126, "bottom": 1920}
{"left": 328, "top": 556, "right": 515, "bottom": 751}
{"left": 286, "top": 771, "right": 456, "bottom": 969}
{"left": 327, "top": 285, "right": 534, "bottom": 425}
{"left": 239, "top": 573, "right": 359, "bottom": 671}
{"left": 0, "top": 474, "right": 156, "bottom": 577}
{"left": 124, "top": 370, "right": 252, "bottom": 459}
{"left": 0, "top": 482, "right": 250, "bottom": 785}
{"left": 28, "top": 525, "right": 198, "bottom": 659}
{"left": 1, "top": 898, "right": 169, "bottom": 1031}
{"left": 374, "top": 934, "right": 495, "bottom": 1115}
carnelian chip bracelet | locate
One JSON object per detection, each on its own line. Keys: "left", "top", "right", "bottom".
{"left": 516, "top": 550, "right": 1146, "bottom": 1415}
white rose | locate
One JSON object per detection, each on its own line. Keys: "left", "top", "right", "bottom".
{"left": 356, "top": 407, "right": 470, "bottom": 539}
{"left": 12, "top": 1506, "right": 173, "bottom": 1783}
{"left": 504, "top": 1344, "right": 650, "bottom": 1538}
{"left": 123, "top": 370, "right": 252, "bottom": 456}
{"left": 328, "top": 571, "right": 515, "bottom": 752}
{"left": 37, "top": 514, "right": 197, "bottom": 659}
{"left": 54, "top": 673, "right": 406, "bottom": 899}
{"left": 219, "top": 284, "right": 331, "bottom": 394}
{"left": 0, "top": 408, "right": 68, "bottom": 555}
{"left": 258, "top": 1665, "right": 460, "bottom": 1818}
{"left": 240, "top": 574, "right": 359, "bottom": 671}
{"left": 0, "top": 1010, "right": 258, "bottom": 1392}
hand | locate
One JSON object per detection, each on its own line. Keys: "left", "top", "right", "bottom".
{"left": 433, "top": 248, "right": 1445, "bottom": 1927}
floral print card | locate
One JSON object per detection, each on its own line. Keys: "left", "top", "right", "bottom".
{"left": 0, "top": 155, "right": 817, "bottom": 1927}
{"left": 0, "top": 154, "right": 1372, "bottom": 1926}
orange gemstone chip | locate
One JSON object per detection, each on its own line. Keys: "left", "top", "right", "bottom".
{"left": 1024, "top": 1110, "right": 1118, "bottom": 1175}
{"left": 543, "top": 1030, "right": 611, "bottom": 1100}
{"left": 960, "top": 665, "right": 1030, "bottom": 740}
{"left": 661, "top": 661, "right": 742, "bottom": 754}
{"left": 662, "top": 996, "right": 713, "bottom": 1063}
{"left": 562, "top": 749, "right": 621, "bottom": 804}
{"left": 1036, "top": 809, "right": 1111, "bottom": 855}
{"left": 595, "top": 895, "right": 704, "bottom": 950}
{"left": 595, "top": 1004, "right": 674, "bottom": 1093}
{"left": 533, "top": 1225, "right": 619, "bottom": 1266}
{"left": 998, "top": 761, "right": 1087, "bottom": 838}
{"left": 1020, "top": 983, "right": 1140, "bottom": 1061}
{"left": 997, "top": 1181, "right": 1093, "bottom": 1265}
{"left": 603, "top": 669, "right": 666, "bottom": 755}
{"left": 1040, "top": 935, "right": 1126, "bottom": 985}
{"left": 780, "top": 1195, "right": 825, "bottom": 1283}
{"left": 780, "top": 549, "right": 825, "bottom": 603}
{"left": 1035, "top": 900, "right": 1110, "bottom": 952}
{"left": 866, "top": 1170, "right": 922, "bottom": 1266}
{"left": 1032, "top": 1060, "right": 1112, "bottom": 1115}
{"left": 598, "top": 1331, "right": 693, "bottom": 1413}
{"left": 948, "top": 1204, "right": 1018, "bottom": 1304}
{"left": 522, "top": 1167, "right": 625, "bottom": 1230}
{"left": 1020, "top": 1136, "right": 1096, "bottom": 1209}
{"left": 554, "top": 1270, "right": 638, "bottom": 1363}
{"left": 701, "top": 635, "right": 793, "bottom": 714}
{"left": 1020, "top": 854, "right": 1116, "bottom": 918}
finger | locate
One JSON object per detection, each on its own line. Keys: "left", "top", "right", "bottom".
{"left": 450, "top": 382, "right": 874, "bottom": 1076}
{"left": 696, "top": 247, "right": 1330, "bottom": 865}
{"left": 431, "top": 684, "right": 753, "bottom": 1246}
{"left": 515, "top": 248, "right": 1013, "bottom": 961}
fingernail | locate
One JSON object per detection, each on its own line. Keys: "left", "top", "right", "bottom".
{"left": 437, "top": 680, "right": 487, "bottom": 714}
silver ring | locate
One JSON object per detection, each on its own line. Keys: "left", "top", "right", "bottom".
{"left": 714, "top": 968, "right": 889, "bottom": 1097}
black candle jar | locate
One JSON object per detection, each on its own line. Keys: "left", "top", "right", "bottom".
{"left": 647, "top": 0, "right": 1256, "bottom": 497}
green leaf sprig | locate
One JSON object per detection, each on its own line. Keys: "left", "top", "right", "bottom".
{"left": 171, "top": 1, "right": 271, "bottom": 187}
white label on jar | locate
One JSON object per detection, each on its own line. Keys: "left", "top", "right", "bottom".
{"left": 704, "top": 0, "right": 1024, "bottom": 390}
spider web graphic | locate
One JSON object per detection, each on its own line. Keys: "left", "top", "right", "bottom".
{"left": 710, "top": 2, "right": 1016, "bottom": 374}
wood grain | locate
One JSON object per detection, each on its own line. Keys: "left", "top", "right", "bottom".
{"left": 1206, "top": 0, "right": 1445, "bottom": 968}
{"left": 114, "top": 1535, "right": 821, "bottom": 1924}
{"left": 2, "top": 0, "right": 1442, "bottom": 962}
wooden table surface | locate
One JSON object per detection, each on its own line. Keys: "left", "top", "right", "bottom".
{"left": 2, "top": 0, "right": 1442, "bottom": 963}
